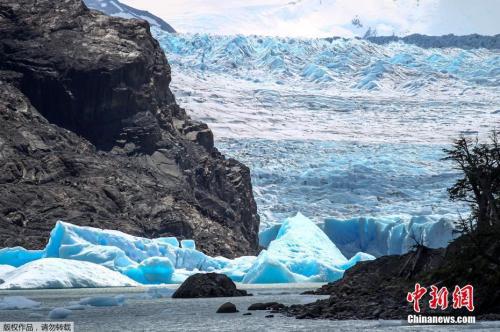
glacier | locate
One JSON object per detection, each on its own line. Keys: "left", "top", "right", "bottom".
{"left": 259, "top": 214, "right": 457, "bottom": 258}
{"left": 0, "top": 217, "right": 373, "bottom": 288}
{"left": 323, "top": 215, "right": 456, "bottom": 258}
{"left": 151, "top": 31, "right": 499, "bottom": 258}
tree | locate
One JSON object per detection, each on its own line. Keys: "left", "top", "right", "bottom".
{"left": 363, "top": 27, "right": 377, "bottom": 39}
{"left": 444, "top": 131, "right": 500, "bottom": 233}
{"left": 351, "top": 16, "right": 363, "bottom": 29}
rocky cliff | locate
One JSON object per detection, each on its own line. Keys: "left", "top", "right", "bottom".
{"left": 0, "top": 0, "right": 259, "bottom": 257}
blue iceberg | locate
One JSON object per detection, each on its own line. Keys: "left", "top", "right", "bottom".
{"left": 0, "top": 215, "right": 373, "bottom": 288}
{"left": 243, "top": 213, "right": 374, "bottom": 283}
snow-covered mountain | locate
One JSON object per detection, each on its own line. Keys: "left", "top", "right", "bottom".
{"left": 121, "top": 0, "right": 499, "bottom": 38}
{"left": 84, "top": 0, "right": 175, "bottom": 32}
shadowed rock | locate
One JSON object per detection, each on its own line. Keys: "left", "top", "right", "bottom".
{"left": 172, "top": 273, "right": 250, "bottom": 298}
{"left": 248, "top": 302, "right": 284, "bottom": 311}
{"left": 216, "top": 302, "right": 238, "bottom": 313}
{"left": 0, "top": 0, "right": 259, "bottom": 257}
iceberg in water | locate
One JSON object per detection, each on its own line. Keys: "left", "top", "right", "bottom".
{"left": 0, "top": 216, "right": 373, "bottom": 288}
{"left": 0, "top": 258, "right": 138, "bottom": 289}
{"left": 243, "top": 213, "right": 374, "bottom": 283}
{"left": 0, "top": 296, "right": 40, "bottom": 310}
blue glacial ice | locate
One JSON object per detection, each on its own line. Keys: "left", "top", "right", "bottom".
{"left": 0, "top": 215, "right": 373, "bottom": 288}
{"left": 225, "top": 139, "right": 468, "bottom": 244}
{"left": 0, "top": 247, "right": 43, "bottom": 267}
{"left": 323, "top": 215, "right": 456, "bottom": 258}
{"left": 259, "top": 213, "right": 457, "bottom": 258}
{"left": 243, "top": 213, "right": 374, "bottom": 283}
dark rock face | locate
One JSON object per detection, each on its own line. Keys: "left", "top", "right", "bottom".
{"left": 0, "top": 0, "right": 259, "bottom": 257}
{"left": 172, "top": 273, "right": 249, "bottom": 298}
{"left": 84, "top": 0, "right": 176, "bottom": 33}
{"left": 216, "top": 302, "right": 238, "bottom": 313}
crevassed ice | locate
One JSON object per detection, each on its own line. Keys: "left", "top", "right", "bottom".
{"left": 152, "top": 31, "right": 498, "bottom": 259}
{"left": 0, "top": 216, "right": 374, "bottom": 288}
{"left": 155, "top": 31, "right": 498, "bottom": 144}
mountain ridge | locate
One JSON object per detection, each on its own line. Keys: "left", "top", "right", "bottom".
{"left": 84, "top": 0, "right": 176, "bottom": 33}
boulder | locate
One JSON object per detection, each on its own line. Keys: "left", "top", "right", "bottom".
{"left": 216, "top": 302, "right": 238, "bottom": 313}
{"left": 172, "top": 273, "right": 250, "bottom": 298}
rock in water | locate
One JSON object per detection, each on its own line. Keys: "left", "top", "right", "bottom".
{"left": 172, "top": 273, "right": 249, "bottom": 298}
{"left": 248, "top": 302, "right": 284, "bottom": 311}
{"left": 216, "top": 302, "right": 238, "bottom": 313}
{"left": 0, "top": 0, "right": 259, "bottom": 258}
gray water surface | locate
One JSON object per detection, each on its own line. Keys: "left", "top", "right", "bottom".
{"left": 0, "top": 285, "right": 498, "bottom": 332}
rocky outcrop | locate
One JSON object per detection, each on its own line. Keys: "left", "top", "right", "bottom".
{"left": 285, "top": 247, "right": 446, "bottom": 319}
{"left": 84, "top": 0, "right": 176, "bottom": 33}
{"left": 284, "top": 234, "right": 500, "bottom": 320}
{"left": 172, "top": 273, "right": 249, "bottom": 298}
{"left": 248, "top": 302, "right": 284, "bottom": 311}
{"left": 0, "top": 0, "right": 259, "bottom": 257}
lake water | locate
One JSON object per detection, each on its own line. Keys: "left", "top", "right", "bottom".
{"left": 1, "top": 285, "right": 498, "bottom": 331}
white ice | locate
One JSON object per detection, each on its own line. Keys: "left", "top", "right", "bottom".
{"left": 0, "top": 258, "right": 139, "bottom": 289}
{"left": 0, "top": 265, "right": 15, "bottom": 279}
{"left": 0, "top": 296, "right": 40, "bottom": 310}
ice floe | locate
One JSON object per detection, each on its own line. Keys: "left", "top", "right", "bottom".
{"left": 0, "top": 296, "right": 40, "bottom": 310}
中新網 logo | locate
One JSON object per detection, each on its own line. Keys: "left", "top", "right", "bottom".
{"left": 407, "top": 283, "right": 474, "bottom": 313}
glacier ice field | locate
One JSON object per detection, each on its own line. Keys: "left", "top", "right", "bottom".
{"left": 154, "top": 31, "right": 499, "bottom": 257}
